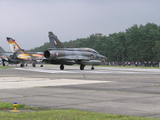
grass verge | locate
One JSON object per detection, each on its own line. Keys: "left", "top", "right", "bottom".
{"left": 0, "top": 66, "right": 11, "bottom": 69}
{"left": 0, "top": 102, "right": 42, "bottom": 110}
{"left": 0, "top": 102, "right": 159, "bottom": 120}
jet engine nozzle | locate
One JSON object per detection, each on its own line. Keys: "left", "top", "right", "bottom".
{"left": 44, "top": 50, "right": 56, "bottom": 59}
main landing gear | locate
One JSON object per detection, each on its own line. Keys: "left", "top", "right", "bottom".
{"left": 2, "top": 62, "right": 5, "bottom": 66}
{"left": 60, "top": 64, "right": 64, "bottom": 70}
{"left": 32, "top": 63, "right": 43, "bottom": 67}
{"left": 20, "top": 63, "right": 24, "bottom": 67}
{"left": 20, "top": 63, "right": 27, "bottom": 67}
{"left": 80, "top": 65, "right": 85, "bottom": 70}
{"left": 80, "top": 65, "right": 94, "bottom": 70}
{"left": 32, "top": 63, "right": 36, "bottom": 67}
{"left": 59, "top": 64, "right": 85, "bottom": 70}
{"left": 59, "top": 64, "right": 95, "bottom": 70}
{"left": 40, "top": 64, "right": 43, "bottom": 67}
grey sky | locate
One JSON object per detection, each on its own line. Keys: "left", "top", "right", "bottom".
{"left": 0, "top": 0, "right": 160, "bottom": 51}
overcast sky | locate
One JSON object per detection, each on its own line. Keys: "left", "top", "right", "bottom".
{"left": 0, "top": 0, "right": 160, "bottom": 52}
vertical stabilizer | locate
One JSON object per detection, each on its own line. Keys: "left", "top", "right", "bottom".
{"left": 48, "top": 32, "right": 65, "bottom": 48}
{"left": 6, "top": 37, "right": 25, "bottom": 54}
{"left": 0, "top": 47, "right": 6, "bottom": 53}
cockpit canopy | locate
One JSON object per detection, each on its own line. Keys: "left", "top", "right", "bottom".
{"left": 80, "top": 48, "right": 99, "bottom": 54}
{"left": 89, "top": 48, "right": 99, "bottom": 54}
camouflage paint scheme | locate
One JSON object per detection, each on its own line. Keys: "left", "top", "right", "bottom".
{"left": 7, "top": 38, "right": 44, "bottom": 67}
{"left": 44, "top": 32, "right": 107, "bottom": 70}
{"left": 0, "top": 47, "right": 15, "bottom": 66}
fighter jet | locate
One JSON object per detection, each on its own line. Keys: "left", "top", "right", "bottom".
{"left": 44, "top": 31, "right": 107, "bottom": 70}
{"left": 0, "top": 47, "right": 13, "bottom": 66}
{"left": 0, "top": 47, "right": 8, "bottom": 66}
{"left": 7, "top": 37, "right": 44, "bottom": 67}
{"left": 0, "top": 46, "right": 6, "bottom": 53}
{"left": 0, "top": 48, "right": 19, "bottom": 66}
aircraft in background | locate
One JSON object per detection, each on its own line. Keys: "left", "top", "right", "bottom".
{"left": 7, "top": 37, "right": 44, "bottom": 67}
{"left": 0, "top": 46, "right": 8, "bottom": 66}
{"left": 0, "top": 46, "right": 6, "bottom": 53}
{"left": 0, "top": 46, "right": 14, "bottom": 66}
{"left": 44, "top": 31, "right": 107, "bottom": 70}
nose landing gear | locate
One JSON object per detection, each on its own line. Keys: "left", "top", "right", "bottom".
{"left": 91, "top": 65, "right": 94, "bottom": 70}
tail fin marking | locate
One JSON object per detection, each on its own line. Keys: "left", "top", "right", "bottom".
{"left": 48, "top": 32, "right": 65, "bottom": 48}
{"left": 7, "top": 37, "right": 25, "bottom": 54}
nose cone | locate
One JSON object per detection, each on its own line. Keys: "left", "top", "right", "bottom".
{"left": 101, "top": 55, "right": 107, "bottom": 60}
{"left": 97, "top": 54, "right": 107, "bottom": 60}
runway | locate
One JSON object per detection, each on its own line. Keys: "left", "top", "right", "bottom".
{"left": 1, "top": 65, "right": 160, "bottom": 118}
{"left": 15, "top": 65, "right": 160, "bottom": 74}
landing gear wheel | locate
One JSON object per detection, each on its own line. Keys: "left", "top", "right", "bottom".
{"left": 91, "top": 66, "right": 94, "bottom": 70}
{"left": 2, "top": 62, "right": 5, "bottom": 66}
{"left": 60, "top": 64, "right": 64, "bottom": 70}
{"left": 80, "top": 65, "right": 85, "bottom": 70}
{"left": 40, "top": 65, "right": 43, "bottom": 67}
{"left": 20, "top": 64, "right": 24, "bottom": 67}
{"left": 32, "top": 63, "right": 36, "bottom": 67}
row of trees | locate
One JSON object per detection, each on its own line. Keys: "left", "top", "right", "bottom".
{"left": 29, "top": 23, "right": 160, "bottom": 62}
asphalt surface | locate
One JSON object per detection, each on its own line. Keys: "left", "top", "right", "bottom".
{"left": 0, "top": 64, "right": 160, "bottom": 118}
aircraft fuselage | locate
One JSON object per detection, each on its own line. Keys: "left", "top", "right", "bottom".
{"left": 44, "top": 48, "right": 106, "bottom": 66}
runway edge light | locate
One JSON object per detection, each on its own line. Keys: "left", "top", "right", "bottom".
{"left": 10, "top": 102, "right": 20, "bottom": 112}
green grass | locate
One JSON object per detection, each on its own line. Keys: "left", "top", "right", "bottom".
{"left": 0, "top": 102, "right": 41, "bottom": 110}
{"left": 0, "top": 102, "right": 159, "bottom": 120}
{"left": 0, "top": 66, "right": 11, "bottom": 69}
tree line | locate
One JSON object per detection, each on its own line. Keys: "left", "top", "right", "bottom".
{"left": 28, "top": 23, "right": 160, "bottom": 62}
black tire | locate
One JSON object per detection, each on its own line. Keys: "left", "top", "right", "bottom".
{"left": 60, "top": 64, "right": 64, "bottom": 70}
{"left": 20, "top": 64, "right": 24, "bottom": 67}
{"left": 32, "top": 63, "right": 36, "bottom": 67}
{"left": 3, "top": 63, "right": 5, "bottom": 66}
{"left": 91, "top": 66, "right": 94, "bottom": 70}
{"left": 80, "top": 65, "right": 85, "bottom": 70}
